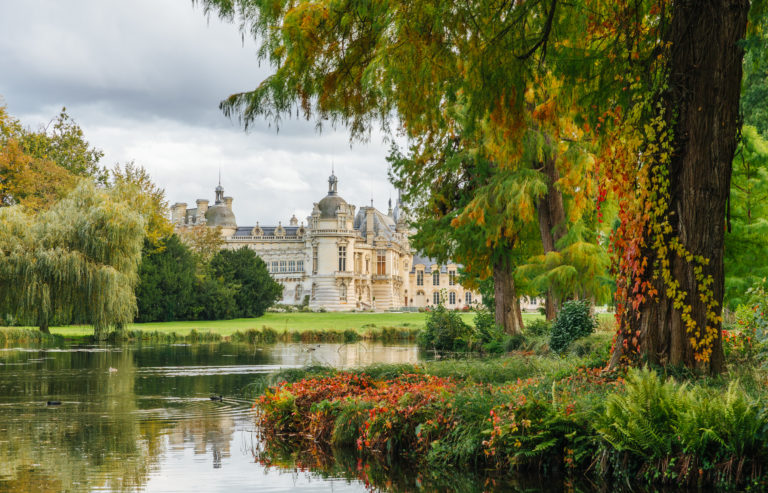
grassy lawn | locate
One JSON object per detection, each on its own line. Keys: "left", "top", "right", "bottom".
{"left": 39, "top": 311, "right": 552, "bottom": 338}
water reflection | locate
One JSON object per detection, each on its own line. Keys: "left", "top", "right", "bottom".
{"left": 0, "top": 342, "right": 422, "bottom": 492}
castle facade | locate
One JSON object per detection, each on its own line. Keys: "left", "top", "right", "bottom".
{"left": 171, "top": 173, "right": 481, "bottom": 311}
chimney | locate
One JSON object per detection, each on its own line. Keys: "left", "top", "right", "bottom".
{"left": 224, "top": 196, "right": 233, "bottom": 211}
{"left": 171, "top": 202, "right": 187, "bottom": 225}
{"left": 196, "top": 199, "right": 209, "bottom": 222}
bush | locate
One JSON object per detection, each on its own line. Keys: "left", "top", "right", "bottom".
{"left": 525, "top": 318, "right": 551, "bottom": 337}
{"left": 549, "top": 300, "right": 596, "bottom": 353}
{"left": 418, "top": 304, "right": 473, "bottom": 351}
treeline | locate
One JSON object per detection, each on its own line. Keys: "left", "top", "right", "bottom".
{"left": 0, "top": 104, "right": 282, "bottom": 335}
{"left": 135, "top": 235, "right": 282, "bottom": 322}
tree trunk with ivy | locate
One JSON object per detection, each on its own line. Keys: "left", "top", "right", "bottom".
{"left": 494, "top": 257, "right": 523, "bottom": 335}
{"left": 610, "top": 0, "right": 749, "bottom": 373}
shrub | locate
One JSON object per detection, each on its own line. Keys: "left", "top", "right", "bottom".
{"left": 549, "top": 300, "right": 596, "bottom": 353}
{"left": 418, "top": 304, "right": 473, "bottom": 351}
{"left": 525, "top": 318, "right": 551, "bottom": 337}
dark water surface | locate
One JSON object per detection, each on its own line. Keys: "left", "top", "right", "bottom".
{"left": 0, "top": 342, "right": 426, "bottom": 492}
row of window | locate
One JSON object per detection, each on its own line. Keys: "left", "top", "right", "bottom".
{"left": 337, "top": 246, "right": 388, "bottom": 275}
{"left": 269, "top": 260, "right": 305, "bottom": 273}
{"left": 429, "top": 291, "right": 472, "bottom": 305}
{"left": 416, "top": 270, "right": 457, "bottom": 286}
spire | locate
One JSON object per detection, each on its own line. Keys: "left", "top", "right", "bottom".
{"left": 215, "top": 170, "right": 224, "bottom": 204}
{"left": 388, "top": 196, "right": 393, "bottom": 216}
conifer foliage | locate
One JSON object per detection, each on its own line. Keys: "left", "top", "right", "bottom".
{"left": 196, "top": 0, "right": 765, "bottom": 371}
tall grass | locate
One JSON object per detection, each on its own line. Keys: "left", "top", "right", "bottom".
{"left": 0, "top": 327, "right": 64, "bottom": 347}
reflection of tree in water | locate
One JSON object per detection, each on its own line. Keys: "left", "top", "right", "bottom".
{"left": 251, "top": 438, "right": 674, "bottom": 493}
{"left": 0, "top": 348, "right": 164, "bottom": 492}
{"left": 0, "top": 345, "right": 243, "bottom": 491}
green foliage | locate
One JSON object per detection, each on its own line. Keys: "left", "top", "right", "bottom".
{"left": 135, "top": 235, "right": 197, "bottom": 322}
{"left": 192, "top": 276, "right": 238, "bottom": 321}
{"left": 549, "top": 300, "right": 596, "bottom": 353}
{"left": 209, "top": 247, "right": 282, "bottom": 318}
{"left": 598, "top": 368, "right": 768, "bottom": 482}
{"left": 525, "top": 318, "right": 551, "bottom": 337}
{"left": 517, "top": 222, "right": 613, "bottom": 306}
{"left": 725, "top": 127, "right": 768, "bottom": 309}
{"left": 418, "top": 304, "right": 473, "bottom": 351}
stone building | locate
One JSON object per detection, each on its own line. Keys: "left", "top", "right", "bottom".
{"left": 172, "top": 173, "right": 481, "bottom": 311}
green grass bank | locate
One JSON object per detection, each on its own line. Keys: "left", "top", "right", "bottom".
{"left": 2, "top": 311, "right": 615, "bottom": 345}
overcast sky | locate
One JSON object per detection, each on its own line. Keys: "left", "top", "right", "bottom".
{"left": 0, "top": 1, "right": 400, "bottom": 226}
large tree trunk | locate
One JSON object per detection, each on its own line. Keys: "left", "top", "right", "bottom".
{"left": 610, "top": 0, "right": 748, "bottom": 373}
{"left": 494, "top": 257, "right": 523, "bottom": 335}
{"left": 39, "top": 319, "right": 50, "bottom": 335}
{"left": 537, "top": 150, "right": 567, "bottom": 321}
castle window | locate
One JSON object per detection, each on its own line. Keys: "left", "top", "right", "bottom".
{"left": 271, "top": 261, "right": 278, "bottom": 273}
{"left": 340, "top": 283, "right": 347, "bottom": 301}
{"left": 449, "top": 270, "right": 456, "bottom": 286}
{"left": 297, "top": 260, "right": 304, "bottom": 272}
{"left": 377, "top": 251, "right": 386, "bottom": 275}
{"left": 432, "top": 292, "right": 440, "bottom": 305}
{"left": 288, "top": 260, "right": 295, "bottom": 272}
{"left": 338, "top": 245, "right": 347, "bottom": 271}
{"left": 465, "top": 292, "right": 472, "bottom": 305}
{"left": 279, "top": 260, "right": 287, "bottom": 273}
{"left": 312, "top": 247, "right": 318, "bottom": 274}
{"left": 449, "top": 291, "right": 456, "bottom": 305}
{"left": 416, "top": 270, "right": 424, "bottom": 286}
{"left": 432, "top": 270, "right": 440, "bottom": 286}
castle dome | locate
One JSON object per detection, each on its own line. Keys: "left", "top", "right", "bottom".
{"left": 205, "top": 204, "right": 237, "bottom": 228}
{"left": 317, "top": 171, "right": 349, "bottom": 219}
{"left": 206, "top": 179, "right": 237, "bottom": 228}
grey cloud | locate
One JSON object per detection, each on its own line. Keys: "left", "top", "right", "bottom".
{"left": 0, "top": 0, "right": 401, "bottom": 225}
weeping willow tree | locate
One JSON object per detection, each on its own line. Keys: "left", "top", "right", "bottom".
{"left": 0, "top": 180, "right": 145, "bottom": 339}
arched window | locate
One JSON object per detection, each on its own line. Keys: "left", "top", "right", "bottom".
{"left": 432, "top": 270, "right": 440, "bottom": 285}
{"left": 449, "top": 291, "right": 456, "bottom": 305}
{"left": 432, "top": 292, "right": 440, "bottom": 305}
{"left": 465, "top": 292, "right": 472, "bottom": 305}
{"left": 449, "top": 270, "right": 456, "bottom": 285}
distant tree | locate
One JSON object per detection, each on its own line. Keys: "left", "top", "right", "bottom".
{"left": 110, "top": 162, "right": 173, "bottom": 247}
{"left": 135, "top": 235, "right": 197, "bottom": 322}
{"left": 209, "top": 247, "right": 282, "bottom": 317}
{"left": 0, "top": 106, "right": 77, "bottom": 209}
{"left": 191, "top": 277, "right": 239, "bottom": 321}
{"left": 0, "top": 181, "right": 145, "bottom": 338}
{"left": 12, "top": 107, "right": 107, "bottom": 183}
{"left": 178, "top": 224, "right": 225, "bottom": 266}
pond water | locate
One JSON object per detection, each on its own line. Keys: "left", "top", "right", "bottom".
{"left": 0, "top": 342, "right": 428, "bottom": 492}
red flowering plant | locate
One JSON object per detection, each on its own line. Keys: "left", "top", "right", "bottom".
{"left": 256, "top": 371, "right": 458, "bottom": 458}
